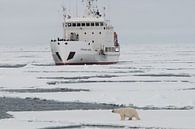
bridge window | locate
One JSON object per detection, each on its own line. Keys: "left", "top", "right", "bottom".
{"left": 77, "top": 23, "right": 81, "bottom": 27}
{"left": 72, "top": 23, "right": 76, "bottom": 27}
{"left": 91, "top": 23, "right": 94, "bottom": 26}
{"left": 95, "top": 22, "right": 99, "bottom": 26}
{"left": 82, "top": 23, "right": 85, "bottom": 26}
{"left": 66, "top": 22, "right": 103, "bottom": 27}
{"left": 105, "top": 47, "right": 108, "bottom": 52}
{"left": 86, "top": 23, "right": 90, "bottom": 26}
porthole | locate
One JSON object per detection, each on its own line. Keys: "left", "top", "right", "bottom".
{"left": 92, "top": 32, "right": 94, "bottom": 34}
{"left": 99, "top": 32, "right": 101, "bottom": 34}
{"left": 84, "top": 32, "right": 87, "bottom": 35}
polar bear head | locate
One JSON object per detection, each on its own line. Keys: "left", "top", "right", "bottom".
{"left": 112, "top": 109, "right": 120, "bottom": 113}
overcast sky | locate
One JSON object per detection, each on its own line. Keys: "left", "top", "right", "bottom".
{"left": 0, "top": 0, "right": 195, "bottom": 47}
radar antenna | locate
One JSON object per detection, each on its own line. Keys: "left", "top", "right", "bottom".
{"left": 83, "top": 0, "right": 101, "bottom": 17}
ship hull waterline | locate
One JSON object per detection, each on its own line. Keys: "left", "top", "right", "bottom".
{"left": 50, "top": 41, "right": 120, "bottom": 65}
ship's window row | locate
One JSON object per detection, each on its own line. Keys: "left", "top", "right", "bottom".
{"left": 84, "top": 32, "right": 102, "bottom": 35}
{"left": 65, "top": 22, "right": 104, "bottom": 27}
{"left": 105, "top": 47, "right": 115, "bottom": 52}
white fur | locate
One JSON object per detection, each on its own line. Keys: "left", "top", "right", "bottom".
{"left": 112, "top": 108, "right": 140, "bottom": 121}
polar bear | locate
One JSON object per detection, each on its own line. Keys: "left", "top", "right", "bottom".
{"left": 112, "top": 108, "right": 140, "bottom": 120}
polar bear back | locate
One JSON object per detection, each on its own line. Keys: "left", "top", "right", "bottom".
{"left": 113, "top": 108, "right": 140, "bottom": 120}
{"left": 117, "top": 108, "right": 136, "bottom": 116}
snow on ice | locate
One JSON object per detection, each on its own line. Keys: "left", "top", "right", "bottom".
{"left": 0, "top": 44, "right": 195, "bottom": 129}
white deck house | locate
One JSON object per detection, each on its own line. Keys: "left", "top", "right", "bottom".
{"left": 50, "top": 0, "right": 120, "bottom": 65}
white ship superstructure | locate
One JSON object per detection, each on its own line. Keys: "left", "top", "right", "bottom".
{"left": 50, "top": 0, "right": 120, "bottom": 65}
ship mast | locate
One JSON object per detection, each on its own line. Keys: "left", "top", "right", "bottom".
{"left": 83, "top": 0, "right": 101, "bottom": 18}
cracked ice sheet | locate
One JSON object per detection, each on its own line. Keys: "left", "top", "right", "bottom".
{"left": 1, "top": 82, "right": 195, "bottom": 108}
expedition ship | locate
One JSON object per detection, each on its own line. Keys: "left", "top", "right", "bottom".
{"left": 50, "top": 0, "right": 120, "bottom": 65}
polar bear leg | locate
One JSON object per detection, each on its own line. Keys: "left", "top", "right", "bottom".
{"left": 136, "top": 116, "right": 141, "bottom": 120}
{"left": 134, "top": 114, "right": 140, "bottom": 120}
{"left": 120, "top": 114, "right": 125, "bottom": 120}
